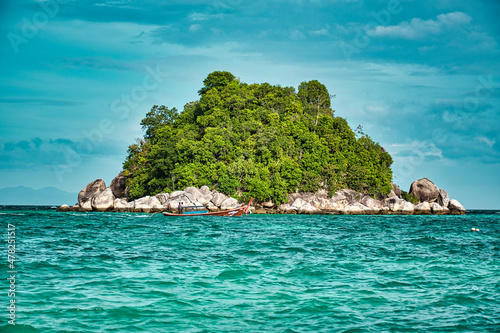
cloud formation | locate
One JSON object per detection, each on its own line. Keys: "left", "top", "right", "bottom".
{"left": 369, "top": 12, "right": 471, "bottom": 40}
{"left": 0, "top": 138, "right": 126, "bottom": 170}
{"left": 1, "top": 0, "right": 499, "bottom": 207}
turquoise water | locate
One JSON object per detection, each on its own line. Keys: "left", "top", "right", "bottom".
{"left": 1, "top": 207, "right": 499, "bottom": 332}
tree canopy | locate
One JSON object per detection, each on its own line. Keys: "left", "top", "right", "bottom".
{"left": 123, "top": 71, "right": 393, "bottom": 203}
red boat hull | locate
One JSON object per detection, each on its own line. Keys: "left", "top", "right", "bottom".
{"left": 163, "top": 198, "right": 253, "bottom": 217}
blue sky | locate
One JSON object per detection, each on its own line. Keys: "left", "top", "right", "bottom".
{"left": 1, "top": 0, "right": 499, "bottom": 208}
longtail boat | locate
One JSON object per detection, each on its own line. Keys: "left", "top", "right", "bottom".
{"left": 163, "top": 198, "right": 253, "bottom": 217}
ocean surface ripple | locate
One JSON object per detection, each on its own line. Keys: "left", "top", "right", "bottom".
{"left": 1, "top": 207, "right": 499, "bottom": 332}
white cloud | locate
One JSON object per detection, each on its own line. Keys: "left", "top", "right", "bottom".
{"left": 189, "top": 24, "right": 203, "bottom": 33}
{"left": 189, "top": 12, "right": 225, "bottom": 21}
{"left": 290, "top": 28, "right": 305, "bottom": 40}
{"left": 475, "top": 136, "right": 496, "bottom": 148}
{"left": 418, "top": 45, "right": 436, "bottom": 53}
{"left": 436, "top": 11, "right": 471, "bottom": 27}
{"left": 387, "top": 140, "right": 444, "bottom": 159}
{"left": 369, "top": 11, "right": 471, "bottom": 40}
{"left": 308, "top": 26, "right": 330, "bottom": 36}
{"left": 363, "top": 105, "right": 387, "bottom": 115}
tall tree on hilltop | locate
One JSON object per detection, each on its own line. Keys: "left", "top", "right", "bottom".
{"left": 298, "top": 80, "right": 334, "bottom": 127}
{"left": 198, "top": 71, "right": 236, "bottom": 95}
{"left": 140, "top": 105, "right": 178, "bottom": 140}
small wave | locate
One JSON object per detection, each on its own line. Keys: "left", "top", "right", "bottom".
{"left": 292, "top": 299, "right": 330, "bottom": 314}
{"left": 359, "top": 295, "right": 390, "bottom": 306}
{"left": 285, "top": 266, "right": 327, "bottom": 278}
{"left": 97, "top": 253, "right": 115, "bottom": 260}
{"left": 216, "top": 269, "right": 256, "bottom": 280}
{"left": 234, "top": 249, "right": 262, "bottom": 256}
{"left": 0, "top": 324, "right": 41, "bottom": 332}
{"left": 376, "top": 280, "right": 413, "bottom": 288}
{"left": 67, "top": 307, "right": 105, "bottom": 313}
{"left": 268, "top": 292, "right": 299, "bottom": 301}
{"left": 192, "top": 281, "right": 213, "bottom": 289}
{"left": 408, "top": 235, "right": 445, "bottom": 245}
{"left": 281, "top": 246, "right": 308, "bottom": 253}
{"left": 105, "top": 306, "right": 148, "bottom": 321}
{"left": 167, "top": 299, "right": 192, "bottom": 307}
{"left": 431, "top": 294, "right": 479, "bottom": 308}
{"left": 180, "top": 311, "right": 219, "bottom": 320}
{"left": 152, "top": 290, "right": 176, "bottom": 298}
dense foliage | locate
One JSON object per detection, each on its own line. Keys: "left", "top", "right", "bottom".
{"left": 123, "top": 71, "right": 393, "bottom": 203}
{"left": 401, "top": 191, "right": 419, "bottom": 204}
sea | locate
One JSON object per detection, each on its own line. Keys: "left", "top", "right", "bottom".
{"left": 1, "top": 206, "right": 499, "bottom": 332}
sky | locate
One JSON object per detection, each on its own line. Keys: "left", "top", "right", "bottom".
{"left": 0, "top": 0, "right": 499, "bottom": 208}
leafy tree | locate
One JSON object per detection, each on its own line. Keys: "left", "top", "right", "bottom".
{"left": 298, "top": 80, "right": 331, "bottom": 108}
{"left": 298, "top": 80, "right": 334, "bottom": 128}
{"left": 198, "top": 71, "right": 236, "bottom": 95}
{"left": 402, "top": 191, "right": 419, "bottom": 204}
{"left": 140, "top": 105, "right": 178, "bottom": 140}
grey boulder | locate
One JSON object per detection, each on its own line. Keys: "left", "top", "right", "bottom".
{"left": 110, "top": 171, "right": 127, "bottom": 198}
{"left": 78, "top": 179, "right": 106, "bottom": 211}
{"left": 92, "top": 188, "right": 115, "bottom": 212}
{"left": 409, "top": 178, "right": 440, "bottom": 203}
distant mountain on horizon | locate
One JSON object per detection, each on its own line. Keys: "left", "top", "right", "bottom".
{"left": 0, "top": 186, "right": 78, "bottom": 206}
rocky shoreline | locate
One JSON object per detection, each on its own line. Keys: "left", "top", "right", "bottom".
{"left": 57, "top": 174, "right": 465, "bottom": 215}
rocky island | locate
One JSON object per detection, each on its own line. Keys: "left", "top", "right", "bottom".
{"left": 58, "top": 72, "right": 465, "bottom": 215}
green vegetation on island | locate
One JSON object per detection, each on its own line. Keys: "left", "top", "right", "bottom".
{"left": 123, "top": 71, "right": 393, "bottom": 204}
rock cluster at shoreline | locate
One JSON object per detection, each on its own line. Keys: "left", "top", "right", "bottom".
{"left": 262, "top": 184, "right": 464, "bottom": 215}
{"left": 58, "top": 175, "right": 465, "bottom": 215}
{"left": 58, "top": 177, "right": 242, "bottom": 213}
